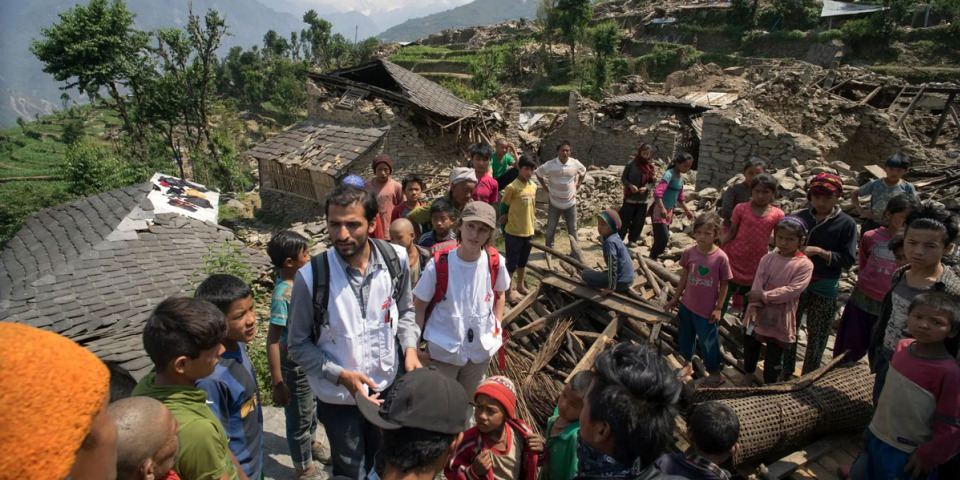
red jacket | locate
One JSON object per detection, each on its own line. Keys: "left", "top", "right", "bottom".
{"left": 445, "top": 418, "right": 545, "bottom": 480}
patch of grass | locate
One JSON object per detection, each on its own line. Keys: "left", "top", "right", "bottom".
{"left": 868, "top": 66, "right": 960, "bottom": 84}
{"left": 389, "top": 45, "right": 453, "bottom": 62}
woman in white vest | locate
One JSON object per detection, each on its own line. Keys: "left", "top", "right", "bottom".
{"left": 412, "top": 201, "right": 510, "bottom": 396}
{"left": 287, "top": 184, "right": 419, "bottom": 480}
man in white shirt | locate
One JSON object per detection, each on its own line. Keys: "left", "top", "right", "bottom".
{"left": 287, "top": 184, "right": 420, "bottom": 480}
{"left": 536, "top": 141, "right": 587, "bottom": 249}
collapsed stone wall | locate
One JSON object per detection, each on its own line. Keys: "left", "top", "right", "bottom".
{"left": 539, "top": 91, "right": 691, "bottom": 169}
{"left": 696, "top": 107, "right": 822, "bottom": 189}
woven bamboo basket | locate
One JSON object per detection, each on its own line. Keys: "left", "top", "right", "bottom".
{"left": 691, "top": 361, "right": 875, "bottom": 465}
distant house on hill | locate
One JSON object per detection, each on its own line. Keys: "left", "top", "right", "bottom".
{"left": 0, "top": 175, "right": 267, "bottom": 397}
{"left": 247, "top": 58, "right": 517, "bottom": 221}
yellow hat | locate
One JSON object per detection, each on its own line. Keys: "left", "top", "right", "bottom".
{"left": 0, "top": 322, "right": 110, "bottom": 479}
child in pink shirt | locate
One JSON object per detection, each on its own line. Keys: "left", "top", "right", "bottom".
{"left": 665, "top": 212, "right": 732, "bottom": 387}
{"left": 720, "top": 174, "right": 784, "bottom": 316}
{"left": 834, "top": 194, "right": 916, "bottom": 363}
{"left": 741, "top": 217, "right": 813, "bottom": 386}
{"left": 469, "top": 143, "right": 499, "bottom": 205}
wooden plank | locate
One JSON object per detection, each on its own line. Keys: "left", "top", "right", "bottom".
{"left": 531, "top": 242, "right": 588, "bottom": 270}
{"left": 758, "top": 436, "right": 849, "bottom": 480}
{"left": 858, "top": 85, "right": 883, "bottom": 106}
{"left": 509, "top": 299, "right": 588, "bottom": 340}
{"left": 539, "top": 274, "right": 673, "bottom": 324}
{"left": 503, "top": 284, "right": 540, "bottom": 326}
{"left": 929, "top": 92, "right": 957, "bottom": 147}
{"left": 635, "top": 251, "right": 662, "bottom": 296}
{"left": 894, "top": 86, "right": 927, "bottom": 129}
{"left": 646, "top": 260, "right": 681, "bottom": 287}
{"left": 566, "top": 316, "right": 619, "bottom": 382}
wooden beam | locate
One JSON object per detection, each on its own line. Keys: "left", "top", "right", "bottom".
{"left": 634, "top": 251, "right": 662, "bottom": 297}
{"left": 566, "top": 315, "right": 619, "bottom": 382}
{"left": 894, "top": 86, "right": 927, "bottom": 129}
{"left": 929, "top": 92, "right": 957, "bottom": 147}
{"left": 531, "top": 242, "right": 588, "bottom": 270}
{"left": 758, "top": 436, "right": 850, "bottom": 480}
{"left": 646, "top": 260, "right": 680, "bottom": 287}
{"left": 502, "top": 284, "right": 540, "bottom": 326}
{"left": 539, "top": 274, "right": 673, "bottom": 324}
{"left": 509, "top": 299, "right": 589, "bottom": 340}
{"left": 858, "top": 85, "right": 882, "bottom": 106}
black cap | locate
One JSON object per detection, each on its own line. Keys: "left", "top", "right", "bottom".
{"left": 356, "top": 366, "right": 470, "bottom": 434}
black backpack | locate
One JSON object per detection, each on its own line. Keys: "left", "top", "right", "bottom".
{"left": 309, "top": 238, "right": 405, "bottom": 343}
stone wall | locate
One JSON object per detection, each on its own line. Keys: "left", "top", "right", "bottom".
{"left": 539, "top": 91, "right": 691, "bottom": 168}
{"left": 259, "top": 189, "right": 327, "bottom": 223}
{"left": 833, "top": 110, "right": 931, "bottom": 168}
{"left": 696, "top": 109, "right": 823, "bottom": 189}
{"left": 804, "top": 39, "right": 846, "bottom": 68}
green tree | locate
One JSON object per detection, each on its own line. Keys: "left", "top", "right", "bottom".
{"left": 590, "top": 23, "right": 621, "bottom": 91}
{"left": 771, "top": 0, "right": 819, "bottom": 30}
{"left": 263, "top": 30, "right": 291, "bottom": 58}
{"left": 549, "top": 0, "right": 592, "bottom": 64}
{"left": 303, "top": 10, "right": 333, "bottom": 67}
{"left": 30, "top": 0, "right": 150, "bottom": 157}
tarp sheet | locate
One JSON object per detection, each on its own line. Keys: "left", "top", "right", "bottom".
{"left": 821, "top": 0, "right": 888, "bottom": 18}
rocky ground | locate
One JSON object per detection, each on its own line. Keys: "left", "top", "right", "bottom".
{"left": 263, "top": 406, "right": 332, "bottom": 480}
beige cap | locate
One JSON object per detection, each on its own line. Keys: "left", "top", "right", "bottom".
{"left": 460, "top": 201, "right": 497, "bottom": 229}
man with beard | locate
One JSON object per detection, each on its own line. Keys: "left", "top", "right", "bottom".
{"left": 287, "top": 184, "right": 419, "bottom": 480}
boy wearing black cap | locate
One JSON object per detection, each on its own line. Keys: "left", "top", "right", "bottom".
{"left": 356, "top": 366, "right": 471, "bottom": 480}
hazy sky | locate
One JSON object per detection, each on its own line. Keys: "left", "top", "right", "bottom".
{"left": 281, "top": 0, "right": 474, "bottom": 16}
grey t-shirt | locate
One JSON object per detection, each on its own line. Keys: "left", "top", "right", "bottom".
{"left": 881, "top": 275, "right": 931, "bottom": 356}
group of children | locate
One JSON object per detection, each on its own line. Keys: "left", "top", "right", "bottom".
{"left": 101, "top": 140, "right": 960, "bottom": 480}
{"left": 651, "top": 151, "right": 960, "bottom": 479}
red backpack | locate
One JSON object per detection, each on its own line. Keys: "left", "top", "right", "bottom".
{"left": 425, "top": 241, "right": 501, "bottom": 319}
{"left": 425, "top": 241, "right": 506, "bottom": 369}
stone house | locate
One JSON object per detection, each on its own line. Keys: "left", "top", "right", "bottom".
{"left": 0, "top": 176, "right": 267, "bottom": 397}
{"left": 250, "top": 59, "right": 513, "bottom": 221}
{"left": 539, "top": 91, "right": 709, "bottom": 168}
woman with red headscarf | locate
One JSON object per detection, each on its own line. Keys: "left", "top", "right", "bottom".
{"left": 618, "top": 143, "right": 657, "bottom": 247}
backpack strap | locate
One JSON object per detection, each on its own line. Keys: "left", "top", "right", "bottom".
{"left": 371, "top": 238, "right": 404, "bottom": 305}
{"left": 310, "top": 251, "right": 331, "bottom": 345}
{"left": 425, "top": 242, "right": 459, "bottom": 326}
{"left": 310, "top": 240, "right": 404, "bottom": 345}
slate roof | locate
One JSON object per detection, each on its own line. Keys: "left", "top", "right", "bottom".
{"left": 0, "top": 183, "right": 263, "bottom": 381}
{"left": 245, "top": 120, "right": 388, "bottom": 176}
{"left": 313, "top": 59, "right": 480, "bottom": 120}
{"left": 604, "top": 93, "right": 712, "bottom": 112}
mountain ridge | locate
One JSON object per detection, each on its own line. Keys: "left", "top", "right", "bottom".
{"left": 378, "top": 0, "right": 539, "bottom": 43}
{"left": 0, "top": 0, "right": 377, "bottom": 127}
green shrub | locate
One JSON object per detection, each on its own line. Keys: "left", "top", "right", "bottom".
{"left": 440, "top": 78, "right": 486, "bottom": 104}
{"left": 190, "top": 241, "right": 256, "bottom": 287}
{"left": 60, "top": 118, "right": 85, "bottom": 145}
{"left": 635, "top": 44, "right": 702, "bottom": 81}
{"left": 63, "top": 142, "right": 135, "bottom": 197}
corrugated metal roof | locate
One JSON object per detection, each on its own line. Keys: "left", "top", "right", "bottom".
{"left": 821, "top": 1, "right": 888, "bottom": 18}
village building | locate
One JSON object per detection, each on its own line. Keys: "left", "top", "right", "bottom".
{"left": 248, "top": 58, "right": 516, "bottom": 221}
{"left": 0, "top": 175, "right": 266, "bottom": 397}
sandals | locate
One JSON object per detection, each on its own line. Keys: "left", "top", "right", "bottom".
{"left": 700, "top": 375, "right": 726, "bottom": 388}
